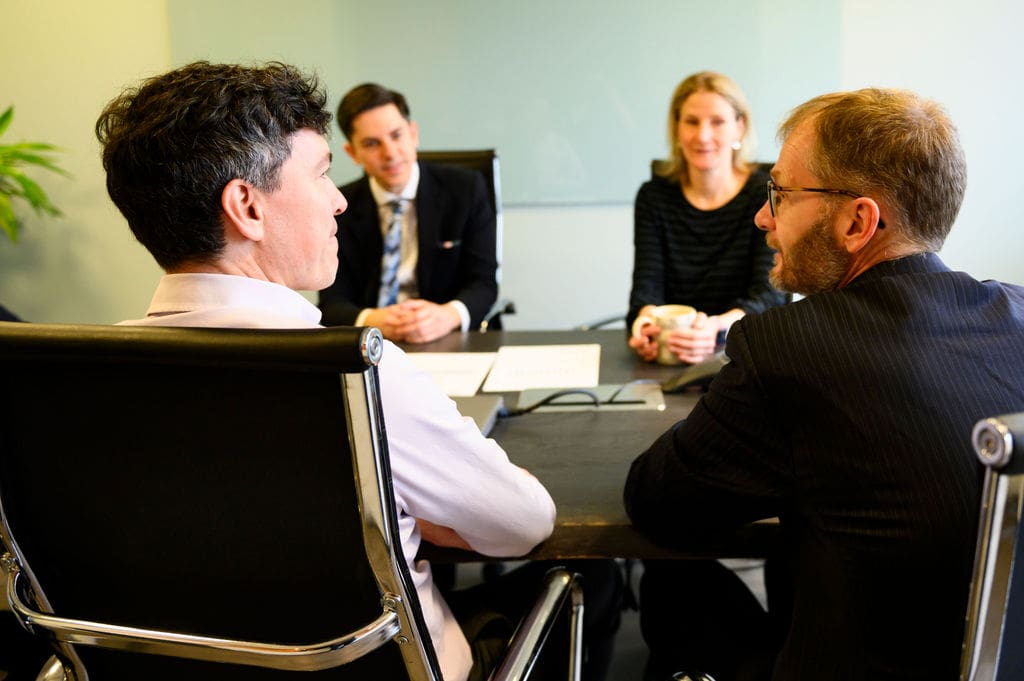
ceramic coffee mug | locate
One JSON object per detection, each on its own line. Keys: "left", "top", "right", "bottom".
{"left": 631, "top": 304, "right": 697, "bottom": 365}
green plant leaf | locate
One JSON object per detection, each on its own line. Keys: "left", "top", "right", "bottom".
{"left": 0, "top": 193, "right": 17, "bottom": 242}
{"left": 12, "top": 172, "right": 60, "bottom": 215}
{"left": 0, "top": 107, "right": 12, "bottom": 138}
{"left": 4, "top": 141, "right": 60, "bottom": 151}
{"left": 1, "top": 149, "right": 70, "bottom": 176}
{"left": 0, "top": 105, "right": 66, "bottom": 241}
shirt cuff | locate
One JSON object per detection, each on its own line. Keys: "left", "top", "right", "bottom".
{"left": 354, "top": 308, "right": 373, "bottom": 326}
{"left": 447, "top": 300, "right": 470, "bottom": 332}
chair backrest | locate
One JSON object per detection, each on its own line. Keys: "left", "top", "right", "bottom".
{"left": 961, "top": 412, "right": 1024, "bottom": 681}
{"left": 0, "top": 322, "right": 441, "bottom": 681}
{"left": 0, "top": 304, "right": 20, "bottom": 322}
{"left": 417, "top": 149, "right": 503, "bottom": 283}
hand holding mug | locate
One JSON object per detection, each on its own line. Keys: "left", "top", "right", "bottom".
{"left": 662, "top": 312, "right": 720, "bottom": 364}
{"left": 628, "top": 321, "right": 660, "bottom": 362}
{"left": 630, "top": 304, "right": 697, "bottom": 365}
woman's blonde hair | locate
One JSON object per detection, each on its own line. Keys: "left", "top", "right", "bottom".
{"left": 657, "top": 71, "right": 756, "bottom": 184}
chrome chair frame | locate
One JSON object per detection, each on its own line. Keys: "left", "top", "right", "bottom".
{"left": 573, "top": 314, "right": 624, "bottom": 331}
{"left": 491, "top": 569, "right": 584, "bottom": 681}
{"left": 961, "top": 412, "right": 1024, "bottom": 681}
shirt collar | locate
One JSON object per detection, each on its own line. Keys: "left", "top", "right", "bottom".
{"left": 369, "top": 160, "right": 420, "bottom": 207}
{"left": 145, "top": 273, "right": 323, "bottom": 325}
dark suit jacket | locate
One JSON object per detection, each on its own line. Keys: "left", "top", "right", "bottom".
{"left": 625, "top": 253, "right": 1024, "bottom": 680}
{"left": 319, "top": 161, "right": 498, "bottom": 328}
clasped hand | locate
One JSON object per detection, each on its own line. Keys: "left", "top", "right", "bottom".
{"left": 364, "top": 299, "right": 461, "bottom": 344}
{"left": 628, "top": 311, "right": 720, "bottom": 364}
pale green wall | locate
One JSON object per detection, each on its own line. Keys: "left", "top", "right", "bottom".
{"left": 164, "top": 0, "right": 841, "bottom": 206}
{"left": 1, "top": 0, "right": 1021, "bottom": 327}
{"left": 0, "top": 0, "right": 171, "bottom": 323}
{"left": 839, "top": 0, "right": 1024, "bottom": 287}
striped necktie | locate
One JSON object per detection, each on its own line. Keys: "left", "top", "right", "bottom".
{"left": 377, "top": 199, "right": 405, "bottom": 307}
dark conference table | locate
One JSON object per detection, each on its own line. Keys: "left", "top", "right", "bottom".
{"left": 405, "top": 329, "right": 779, "bottom": 562}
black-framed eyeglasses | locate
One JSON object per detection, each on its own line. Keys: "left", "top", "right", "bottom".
{"left": 766, "top": 179, "right": 885, "bottom": 228}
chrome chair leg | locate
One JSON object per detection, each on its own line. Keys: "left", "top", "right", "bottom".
{"left": 568, "top": 579, "right": 584, "bottom": 681}
{"left": 35, "top": 655, "right": 67, "bottom": 681}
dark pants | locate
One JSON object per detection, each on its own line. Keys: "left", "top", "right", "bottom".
{"left": 446, "top": 559, "right": 623, "bottom": 681}
{"left": 639, "top": 560, "right": 781, "bottom": 681}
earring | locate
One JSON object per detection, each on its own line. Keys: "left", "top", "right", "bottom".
{"left": 731, "top": 140, "right": 742, "bottom": 151}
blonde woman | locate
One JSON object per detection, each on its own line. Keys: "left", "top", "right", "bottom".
{"left": 628, "top": 71, "right": 785, "bottom": 364}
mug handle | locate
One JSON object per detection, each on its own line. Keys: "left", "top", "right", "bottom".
{"left": 631, "top": 315, "right": 657, "bottom": 339}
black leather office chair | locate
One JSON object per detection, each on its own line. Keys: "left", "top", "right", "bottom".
{"left": 417, "top": 149, "right": 514, "bottom": 331}
{"left": 0, "top": 322, "right": 581, "bottom": 681}
{"left": 960, "top": 412, "right": 1024, "bottom": 681}
{"left": 659, "top": 413, "right": 1024, "bottom": 681}
{"left": 0, "top": 304, "right": 20, "bottom": 322}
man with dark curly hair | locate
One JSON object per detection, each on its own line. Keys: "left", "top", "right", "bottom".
{"left": 99, "top": 61, "right": 555, "bottom": 681}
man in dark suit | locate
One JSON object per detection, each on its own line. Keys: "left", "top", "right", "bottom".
{"left": 625, "top": 88, "right": 1024, "bottom": 681}
{"left": 319, "top": 83, "right": 497, "bottom": 343}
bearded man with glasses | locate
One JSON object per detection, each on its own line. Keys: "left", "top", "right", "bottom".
{"left": 625, "top": 88, "right": 1024, "bottom": 681}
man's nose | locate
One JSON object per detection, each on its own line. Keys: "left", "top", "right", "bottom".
{"left": 754, "top": 200, "right": 774, "bottom": 232}
{"left": 334, "top": 187, "right": 348, "bottom": 216}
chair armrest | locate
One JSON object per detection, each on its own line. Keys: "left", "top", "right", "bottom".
{"left": 489, "top": 568, "right": 583, "bottom": 681}
{"left": 480, "top": 298, "right": 516, "bottom": 332}
{"left": 3, "top": 560, "right": 401, "bottom": 672}
{"left": 973, "top": 412, "right": 1024, "bottom": 471}
{"left": 573, "top": 313, "right": 625, "bottom": 331}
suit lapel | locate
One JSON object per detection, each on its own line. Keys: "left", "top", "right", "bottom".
{"left": 343, "top": 177, "right": 384, "bottom": 257}
{"left": 339, "top": 177, "right": 384, "bottom": 305}
{"left": 416, "top": 162, "right": 442, "bottom": 292}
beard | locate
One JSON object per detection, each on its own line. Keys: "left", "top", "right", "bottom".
{"left": 768, "top": 206, "right": 852, "bottom": 295}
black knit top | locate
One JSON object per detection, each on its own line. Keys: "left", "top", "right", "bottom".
{"left": 627, "top": 164, "right": 786, "bottom": 330}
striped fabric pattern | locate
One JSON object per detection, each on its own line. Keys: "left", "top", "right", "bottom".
{"left": 626, "top": 252, "right": 1024, "bottom": 680}
{"left": 628, "top": 165, "right": 785, "bottom": 329}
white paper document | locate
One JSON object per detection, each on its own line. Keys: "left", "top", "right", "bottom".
{"left": 406, "top": 352, "right": 497, "bottom": 397}
{"left": 481, "top": 344, "right": 601, "bottom": 392}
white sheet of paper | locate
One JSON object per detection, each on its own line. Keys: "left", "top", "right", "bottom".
{"left": 406, "top": 352, "right": 497, "bottom": 397}
{"left": 481, "top": 344, "right": 601, "bottom": 392}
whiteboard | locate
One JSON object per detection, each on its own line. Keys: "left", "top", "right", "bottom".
{"left": 170, "top": 0, "right": 841, "bottom": 205}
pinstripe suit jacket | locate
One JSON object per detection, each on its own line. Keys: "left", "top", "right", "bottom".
{"left": 626, "top": 252, "right": 1024, "bottom": 680}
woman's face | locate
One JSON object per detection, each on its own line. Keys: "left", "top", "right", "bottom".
{"left": 676, "top": 91, "right": 745, "bottom": 175}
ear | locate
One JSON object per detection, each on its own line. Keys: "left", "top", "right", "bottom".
{"left": 409, "top": 120, "right": 419, "bottom": 148}
{"left": 836, "top": 197, "right": 883, "bottom": 254}
{"left": 343, "top": 141, "right": 359, "bottom": 166}
{"left": 220, "top": 178, "right": 265, "bottom": 243}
